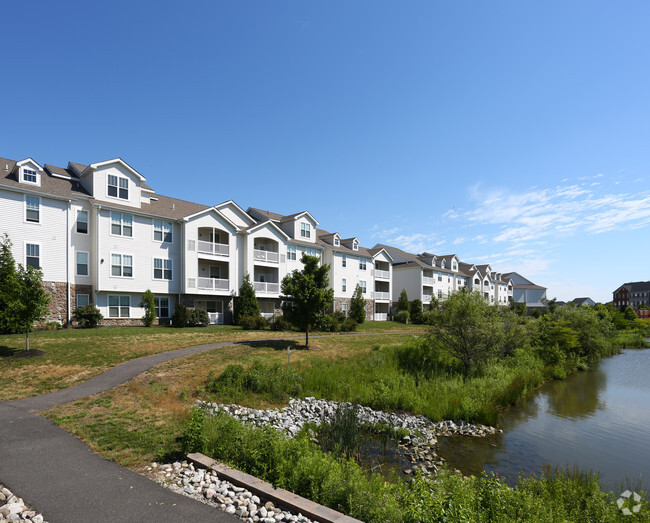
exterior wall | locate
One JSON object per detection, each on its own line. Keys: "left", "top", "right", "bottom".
{"left": 392, "top": 267, "right": 423, "bottom": 304}
{"left": 328, "top": 251, "right": 373, "bottom": 301}
{"left": 95, "top": 207, "right": 181, "bottom": 295}
{"left": 91, "top": 163, "right": 143, "bottom": 209}
{"left": 279, "top": 216, "right": 317, "bottom": 244}
{"left": 241, "top": 224, "right": 288, "bottom": 298}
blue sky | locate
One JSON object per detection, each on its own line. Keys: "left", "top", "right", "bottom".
{"left": 3, "top": 1, "right": 650, "bottom": 303}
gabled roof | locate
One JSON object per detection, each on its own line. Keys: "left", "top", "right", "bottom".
{"left": 367, "top": 247, "right": 394, "bottom": 261}
{"left": 247, "top": 207, "right": 318, "bottom": 226}
{"left": 88, "top": 158, "right": 146, "bottom": 181}
{"left": 613, "top": 281, "right": 650, "bottom": 294}
{"left": 242, "top": 219, "right": 291, "bottom": 241}
{"left": 317, "top": 229, "right": 372, "bottom": 257}
{"left": 15, "top": 157, "right": 43, "bottom": 171}
{"left": 376, "top": 243, "right": 454, "bottom": 273}
{"left": 0, "top": 157, "right": 90, "bottom": 198}
{"left": 44, "top": 164, "right": 74, "bottom": 179}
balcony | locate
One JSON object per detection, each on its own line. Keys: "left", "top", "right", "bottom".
{"left": 374, "top": 269, "right": 390, "bottom": 280}
{"left": 207, "top": 312, "right": 224, "bottom": 325}
{"left": 423, "top": 294, "right": 433, "bottom": 303}
{"left": 198, "top": 241, "right": 229, "bottom": 257}
{"left": 374, "top": 291, "right": 390, "bottom": 301}
{"left": 254, "top": 281, "right": 280, "bottom": 294}
{"left": 197, "top": 277, "right": 229, "bottom": 291}
{"left": 374, "top": 312, "right": 388, "bottom": 321}
{"left": 261, "top": 312, "right": 275, "bottom": 319}
{"left": 423, "top": 276, "right": 434, "bottom": 285}
{"left": 254, "top": 249, "right": 279, "bottom": 264}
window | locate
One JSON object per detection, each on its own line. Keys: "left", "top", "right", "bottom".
{"left": 360, "top": 280, "right": 367, "bottom": 294}
{"left": 438, "top": 274, "right": 442, "bottom": 282}
{"left": 154, "top": 297, "right": 170, "bottom": 318}
{"left": 111, "top": 254, "right": 133, "bottom": 277}
{"left": 333, "top": 237, "right": 340, "bottom": 246}
{"left": 353, "top": 240, "right": 358, "bottom": 251}
{"left": 305, "top": 248, "right": 320, "bottom": 258}
{"left": 359, "top": 258, "right": 367, "bottom": 270}
{"left": 342, "top": 278, "right": 347, "bottom": 292}
{"left": 153, "top": 258, "right": 172, "bottom": 280}
{"left": 77, "top": 210, "right": 88, "bottom": 233}
{"left": 108, "top": 295, "right": 130, "bottom": 318}
{"left": 76, "top": 294, "right": 89, "bottom": 308}
{"left": 108, "top": 174, "right": 128, "bottom": 199}
{"left": 111, "top": 212, "right": 132, "bottom": 237}
{"left": 452, "top": 261, "right": 457, "bottom": 270}
{"left": 287, "top": 244, "right": 297, "bottom": 261}
{"left": 76, "top": 252, "right": 89, "bottom": 276}
{"left": 341, "top": 303, "right": 348, "bottom": 315}
{"left": 300, "top": 222, "right": 311, "bottom": 238}
{"left": 26, "top": 243, "right": 39, "bottom": 268}
{"left": 342, "top": 254, "right": 347, "bottom": 267}
{"left": 438, "top": 289, "right": 443, "bottom": 298}
{"left": 23, "top": 168, "right": 38, "bottom": 183}
{"left": 153, "top": 220, "right": 172, "bottom": 243}
{"left": 25, "top": 196, "right": 40, "bottom": 223}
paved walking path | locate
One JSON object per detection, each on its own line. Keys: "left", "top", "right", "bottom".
{"left": 0, "top": 340, "right": 243, "bottom": 523}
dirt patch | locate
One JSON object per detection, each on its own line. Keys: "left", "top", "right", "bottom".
{"left": 11, "top": 349, "right": 46, "bottom": 358}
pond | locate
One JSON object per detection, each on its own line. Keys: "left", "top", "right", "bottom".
{"left": 437, "top": 348, "right": 650, "bottom": 492}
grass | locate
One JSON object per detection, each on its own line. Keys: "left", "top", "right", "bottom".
{"left": 0, "top": 321, "right": 421, "bottom": 400}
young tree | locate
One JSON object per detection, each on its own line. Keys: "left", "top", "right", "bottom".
{"left": 349, "top": 284, "right": 366, "bottom": 324}
{"left": 281, "top": 254, "right": 334, "bottom": 348}
{"left": 15, "top": 265, "right": 50, "bottom": 352}
{"left": 397, "top": 289, "right": 410, "bottom": 313}
{"left": 234, "top": 273, "right": 260, "bottom": 324}
{"left": 141, "top": 289, "right": 156, "bottom": 327}
{"left": 410, "top": 299, "right": 424, "bottom": 324}
{"left": 0, "top": 234, "right": 21, "bottom": 334}
{"left": 428, "top": 290, "right": 499, "bottom": 374}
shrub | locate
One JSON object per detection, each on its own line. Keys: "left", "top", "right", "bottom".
{"left": 340, "top": 317, "right": 358, "bottom": 332}
{"left": 395, "top": 310, "right": 410, "bottom": 324}
{"left": 45, "top": 321, "right": 62, "bottom": 331}
{"left": 171, "top": 304, "right": 190, "bottom": 327}
{"left": 349, "top": 285, "right": 366, "bottom": 324}
{"left": 234, "top": 274, "right": 260, "bottom": 324}
{"left": 74, "top": 304, "right": 103, "bottom": 328}
{"left": 332, "top": 311, "right": 347, "bottom": 323}
{"left": 238, "top": 315, "right": 268, "bottom": 330}
{"left": 410, "top": 299, "right": 424, "bottom": 324}
{"left": 178, "top": 407, "right": 206, "bottom": 454}
{"left": 396, "top": 289, "right": 410, "bottom": 313}
{"left": 140, "top": 289, "right": 156, "bottom": 327}
{"left": 268, "top": 315, "right": 291, "bottom": 331}
{"left": 188, "top": 308, "right": 210, "bottom": 327}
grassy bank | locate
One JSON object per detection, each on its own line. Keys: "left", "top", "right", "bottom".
{"left": 0, "top": 322, "right": 421, "bottom": 400}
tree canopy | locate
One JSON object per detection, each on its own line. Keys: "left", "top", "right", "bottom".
{"left": 281, "top": 254, "right": 334, "bottom": 347}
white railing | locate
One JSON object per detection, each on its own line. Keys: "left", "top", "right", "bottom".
{"left": 374, "top": 313, "right": 388, "bottom": 321}
{"left": 254, "top": 249, "right": 279, "bottom": 263}
{"left": 374, "top": 291, "right": 390, "bottom": 301}
{"left": 261, "top": 312, "right": 274, "bottom": 319}
{"left": 208, "top": 312, "right": 224, "bottom": 325}
{"left": 423, "top": 295, "right": 433, "bottom": 303}
{"left": 254, "top": 281, "right": 280, "bottom": 294}
{"left": 374, "top": 269, "right": 390, "bottom": 280}
{"left": 197, "top": 241, "right": 229, "bottom": 257}
{"left": 197, "top": 277, "right": 229, "bottom": 291}
{"left": 422, "top": 276, "right": 434, "bottom": 285}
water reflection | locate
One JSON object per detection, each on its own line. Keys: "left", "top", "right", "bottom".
{"left": 438, "top": 349, "right": 650, "bottom": 491}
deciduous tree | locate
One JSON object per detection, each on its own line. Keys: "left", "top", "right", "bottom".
{"left": 281, "top": 254, "right": 334, "bottom": 348}
{"left": 15, "top": 265, "right": 50, "bottom": 352}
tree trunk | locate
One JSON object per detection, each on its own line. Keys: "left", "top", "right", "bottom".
{"left": 305, "top": 327, "right": 309, "bottom": 348}
{"left": 25, "top": 322, "right": 30, "bottom": 352}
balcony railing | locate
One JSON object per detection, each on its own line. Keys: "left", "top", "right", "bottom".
{"left": 374, "top": 291, "right": 390, "bottom": 301}
{"left": 208, "top": 312, "right": 224, "bottom": 325}
{"left": 422, "top": 276, "right": 434, "bottom": 285}
{"left": 254, "top": 249, "right": 279, "bottom": 263}
{"left": 254, "top": 281, "right": 280, "bottom": 294}
{"left": 197, "top": 241, "right": 229, "bottom": 257}
{"left": 197, "top": 277, "right": 229, "bottom": 291}
{"left": 261, "top": 312, "right": 275, "bottom": 319}
{"left": 374, "top": 313, "right": 388, "bottom": 321}
{"left": 374, "top": 269, "right": 390, "bottom": 280}
{"left": 423, "top": 295, "right": 433, "bottom": 303}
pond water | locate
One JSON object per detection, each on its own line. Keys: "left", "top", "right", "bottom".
{"left": 437, "top": 348, "right": 650, "bottom": 492}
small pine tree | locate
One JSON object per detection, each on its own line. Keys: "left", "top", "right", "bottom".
{"left": 349, "top": 284, "right": 366, "bottom": 324}
{"left": 141, "top": 289, "right": 156, "bottom": 327}
{"left": 397, "top": 289, "right": 410, "bottom": 313}
{"left": 410, "top": 299, "right": 424, "bottom": 324}
{"left": 234, "top": 273, "right": 260, "bottom": 324}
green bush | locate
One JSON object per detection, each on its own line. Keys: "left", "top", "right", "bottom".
{"left": 410, "top": 299, "right": 424, "bottom": 324}
{"left": 45, "top": 321, "right": 62, "bottom": 331}
{"left": 395, "top": 310, "right": 410, "bottom": 324}
{"left": 188, "top": 308, "right": 210, "bottom": 327}
{"left": 74, "top": 304, "right": 103, "bottom": 328}
{"left": 171, "top": 304, "right": 190, "bottom": 327}
{"left": 268, "top": 315, "right": 291, "bottom": 331}
{"left": 340, "top": 317, "right": 358, "bottom": 332}
{"left": 178, "top": 407, "right": 206, "bottom": 454}
{"left": 140, "top": 289, "right": 156, "bottom": 327}
{"left": 238, "top": 315, "right": 268, "bottom": 330}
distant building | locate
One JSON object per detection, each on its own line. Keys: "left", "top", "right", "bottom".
{"left": 613, "top": 281, "right": 650, "bottom": 310}
{"left": 570, "top": 297, "right": 596, "bottom": 307}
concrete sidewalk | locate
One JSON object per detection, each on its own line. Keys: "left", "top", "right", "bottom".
{"left": 0, "top": 340, "right": 241, "bottom": 522}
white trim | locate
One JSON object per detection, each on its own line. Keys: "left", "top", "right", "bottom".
{"left": 110, "top": 211, "right": 133, "bottom": 238}
{"left": 76, "top": 293, "right": 90, "bottom": 308}
{"left": 108, "top": 294, "right": 131, "bottom": 318}
{"left": 24, "top": 241, "right": 41, "bottom": 269}
{"left": 110, "top": 252, "right": 134, "bottom": 279}
{"left": 76, "top": 209, "right": 89, "bottom": 234}
{"left": 89, "top": 158, "right": 146, "bottom": 181}
{"left": 152, "top": 257, "right": 173, "bottom": 281}
{"left": 152, "top": 219, "right": 173, "bottom": 243}
{"left": 24, "top": 194, "right": 41, "bottom": 224}
{"left": 76, "top": 250, "right": 90, "bottom": 277}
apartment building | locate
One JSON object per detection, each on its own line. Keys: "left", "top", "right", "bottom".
{"left": 1, "top": 154, "right": 543, "bottom": 325}
{"left": 613, "top": 281, "right": 650, "bottom": 310}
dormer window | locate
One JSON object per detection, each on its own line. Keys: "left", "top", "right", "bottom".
{"left": 334, "top": 237, "right": 340, "bottom": 246}
{"left": 300, "top": 222, "right": 311, "bottom": 238}
{"left": 353, "top": 240, "right": 358, "bottom": 251}
{"left": 108, "top": 174, "right": 129, "bottom": 200}
{"left": 441, "top": 260, "right": 446, "bottom": 268}
{"left": 452, "top": 261, "right": 457, "bottom": 270}
{"left": 23, "top": 168, "right": 38, "bottom": 184}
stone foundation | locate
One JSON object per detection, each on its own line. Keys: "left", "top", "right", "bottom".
{"left": 332, "top": 297, "right": 374, "bottom": 320}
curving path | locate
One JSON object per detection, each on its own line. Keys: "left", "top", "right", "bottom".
{"left": 0, "top": 340, "right": 244, "bottom": 522}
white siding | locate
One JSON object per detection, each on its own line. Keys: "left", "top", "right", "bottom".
{"left": 91, "top": 164, "right": 143, "bottom": 209}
